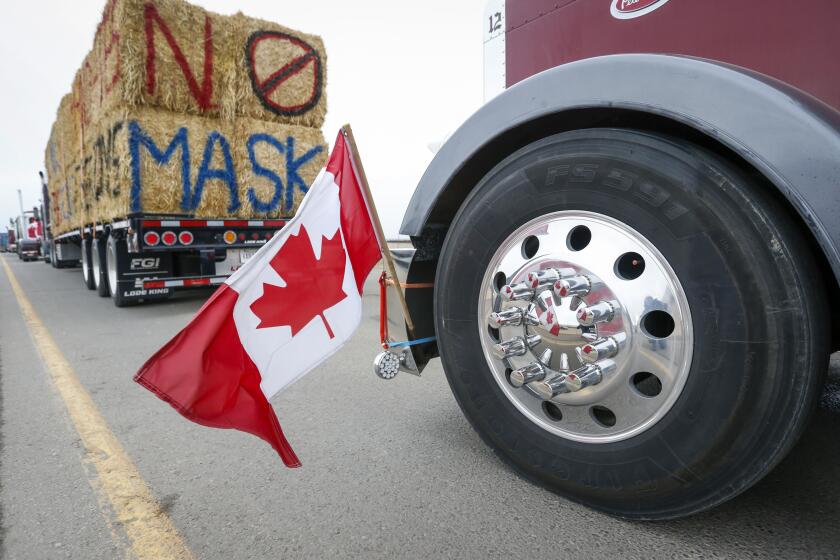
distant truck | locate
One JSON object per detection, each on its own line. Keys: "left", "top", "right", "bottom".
{"left": 0, "top": 231, "right": 8, "bottom": 252}
{"left": 378, "top": 0, "right": 840, "bottom": 519}
{"left": 13, "top": 211, "right": 42, "bottom": 261}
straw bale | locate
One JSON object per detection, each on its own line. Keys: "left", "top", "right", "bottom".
{"left": 48, "top": 95, "right": 84, "bottom": 234}
{"left": 232, "top": 117, "right": 327, "bottom": 218}
{"left": 74, "top": 0, "right": 326, "bottom": 127}
{"left": 80, "top": 0, "right": 236, "bottom": 121}
{"left": 44, "top": 122, "right": 65, "bottom": 233}
{"left": 88, "top": 107, "right": 325, "bottom": 222}
{"left": 231, "top": 13, "right": 327, "bottom": 128}
{"left": 91, "top": 107, "right": 232, "bottom": 221}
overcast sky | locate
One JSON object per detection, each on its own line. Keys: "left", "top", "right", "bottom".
{"left": 0, "top": 0, "right": 485, "bottom": 237}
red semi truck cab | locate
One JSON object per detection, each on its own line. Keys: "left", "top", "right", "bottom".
{"left": 381, "top": 0, "right": 840, "bottom": 519}
{"left": 490, "top": 0, "right": 840, "bottom": 110}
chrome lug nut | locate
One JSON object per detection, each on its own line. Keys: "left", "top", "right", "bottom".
{"left": 564, "top": 361, "right": 614, "bottom": 392}
{"left": 524, "top": 306, "right": 541, "bottom": 326}
{"left": 553, "top": 275, "right": 591, "bottom": 298}
{"left": 488, "top": 307, "right": 524, "bottom": 328}
{"left": 578, "top": 337, "right": 619, "bottom": 364}
{"left": 576, "top": 301, "right": 616, "bottom": 327}
{"left": 558, "top": 352, "right": 570, "bottom": 373}
{"left": 535, "top": 289, "right": 554, "bottom": 312}
{"left": 532, "top": 374, "right": 573, "bottom": 400}
{"left": 510, "top": 362, "right": 546, "bottom": 388}
{"left": 500, "top": 283, "right": 534, "bottom": 302}
{"left": 537, "top": 348, "right": 553, "bottom": 367}
{"left": 526, "top": 267, "right": 576, "bottom": 289}
{"left": 492, "top": 334, "right": 541, "bottom": 360}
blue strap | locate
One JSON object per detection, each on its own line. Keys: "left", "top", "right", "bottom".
{"left": 387, "top": 336, "right": 437, "bottom": 348}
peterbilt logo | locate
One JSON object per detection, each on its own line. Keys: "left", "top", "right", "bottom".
{"left": 610, "top": 0, "right": 671, "bottom": 19}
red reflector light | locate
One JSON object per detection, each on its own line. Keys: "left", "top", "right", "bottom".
{"left": 238, "top": 233, "right": 246, "bottom": 242}
{"left": 161, "top": 231, "right": 177, "bottom": 246}
{"left": 144, "top": 231, "right": 160, "bottom": 246}
{"left": 265, "top": 232, "right": 273, "bottom": 240}
{"left": 178, "top": 231, "right": 194, "bottom": 245}
{"left": 251, "top": 232, "right": 260, "bottom": 241}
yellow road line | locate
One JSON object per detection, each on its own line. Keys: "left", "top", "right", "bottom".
{"left": 1, "top": 257, "right": 194, "bottom": 560}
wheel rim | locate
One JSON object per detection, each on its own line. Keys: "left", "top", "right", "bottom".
{"left": 478, "top": 211, "right": 693, "bottom": 443}
{"left": 91, "top": 239, "right": 101, "bottom": 288}
{"left": 82, "top": 241, "right": 90, "bottom": 283}
{"left": 107, "top": 238, "right": 118, "bottom": 296}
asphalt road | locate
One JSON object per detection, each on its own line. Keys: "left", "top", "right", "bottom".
{"left": 1, "top": 253, "right": 839, "bottom": 559}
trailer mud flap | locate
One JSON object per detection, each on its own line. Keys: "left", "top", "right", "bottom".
{"left": 120, "top": 252, "right": 174, "bottom": 301}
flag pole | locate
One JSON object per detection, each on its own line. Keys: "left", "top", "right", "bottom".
{"left": 341, "top": 124, "right": 416, "bottom": 335}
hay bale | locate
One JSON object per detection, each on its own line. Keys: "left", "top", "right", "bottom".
{"left": 231, "top": 13, "right": 327, "bottom": 129}
{"left": 78, "top": 0, "right": 236, "bottom": 122}
{"left": 48, "top": 95, "right": 83, "bottom": 234}
{"left": 93, "top": 107, "right": 233, "bottom": 221}
{"left": 90, "top": 107, "right": 326, "bottom": 222}
{"left": 48, "top": 0, "right": 330, "bottom": 228}
{"left": 75, "top": 0, "right": 326, "bottom": 127}
{"left": 232, "top": 117, "right": 327, "bottom": 218}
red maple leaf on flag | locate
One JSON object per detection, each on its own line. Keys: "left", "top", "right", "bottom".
{"left": 250, "top": 225, "right": 347, "bottom": 338}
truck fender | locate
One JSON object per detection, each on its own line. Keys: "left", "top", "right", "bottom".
{"left": 400, "top": 53, "right": 840, "bottom": 284}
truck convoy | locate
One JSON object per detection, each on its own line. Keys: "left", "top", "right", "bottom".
{"left": 374, "top": 0, "right": 840, "bottom": 519}
{"left": 42, "top": 0, "right": 327, "bottom": 306}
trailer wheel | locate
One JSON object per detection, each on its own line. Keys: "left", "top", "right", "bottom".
{"left": 81, "top": 239, "right": 96, "bottom": 289}
{"left": 435, "top": 129, "right": 829, "bottom": 519}
{"left": 106, "top": 235, "right": 130, "bottom": 307}
{"left": 91, "top": 235, "right": 110, "bottom": 297}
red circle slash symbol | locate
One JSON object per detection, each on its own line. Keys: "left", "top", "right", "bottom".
{"left": 246, "top": 31, "right": 323, "bottom": 117}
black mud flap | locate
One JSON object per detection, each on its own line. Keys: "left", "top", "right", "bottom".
{"left": 116, "top": 252, "right": 174, "bottom": 302}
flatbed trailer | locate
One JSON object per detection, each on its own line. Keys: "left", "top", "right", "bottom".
{"left": 50, "top": 215, "right": 287, "bottom": 307}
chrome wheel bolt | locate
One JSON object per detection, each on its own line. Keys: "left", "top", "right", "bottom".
{"left": 563, "top": 361, "right": 614, "bottom": 392}
{"left": 492, "top": 334, "right": 541, "bottom": 360}
{"left": 538, "top": 348, "right": 553, "bottom": 367}
{"left": 532, "top": 374, "right": 573, "bottom": 400}
{"left": 558, "top": 352, "right": 570, "bottom": 373}
{"left": 488, "top": 307, "right": 524, "bottom": 328}
{"left": 578, "top": 337, "right": 619, "bottom": 364}
{"left": 576, "top": 301, "right": 616, "bottom": 327}
{"left": 500, "top": 283, "right": 534, "bottom": 302}
{"left": 526, "top": 267, "right": 576, "bottom": 289}
{"left": 553, "top": 275, "right": 591, "bottom": 298}
{"left": 535, "top": 289, "right": 554, "bottom": 312}
{"left": 510, "top": 362, "right": 545, "bottom": 388}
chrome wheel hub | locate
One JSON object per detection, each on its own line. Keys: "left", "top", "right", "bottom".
{"left": 479, "top": 211, "right": 693, "bottom": 443}
{"left": 107, "top": 239, "right": 118, "bottom": 294}
{"left": 82, "top": 241, "right": 90, "bottom": 283}
{"left": 91, "top": 240, "right": 101, "bottom": 287}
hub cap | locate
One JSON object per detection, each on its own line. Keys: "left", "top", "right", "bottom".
{"left": 107, "top": 239, "right": 118, "bottom": 295}
{"left": 91, "top": 240, "right": 101, "bottom": 287}
{"left": 479, "top": 211, "right": 693, "bottom": 443}
{"left": 82, "top": 241, "right": 90, "bottom": 283}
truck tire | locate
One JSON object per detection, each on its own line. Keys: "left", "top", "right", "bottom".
{"left": 435, "top": 129, "right": 829, "bottom": 519}
{"left": 106, "top": 235, "right": 131, "bottom": 307}
{"left": 81, "top": 239, "right": 96, "bottom": 289}
{"left": 91, "top": 235, "right": 110, "bottom": 297}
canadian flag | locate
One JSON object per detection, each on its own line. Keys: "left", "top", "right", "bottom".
{"left": 134, "top": 131, "right": 381, "bottom": 467}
